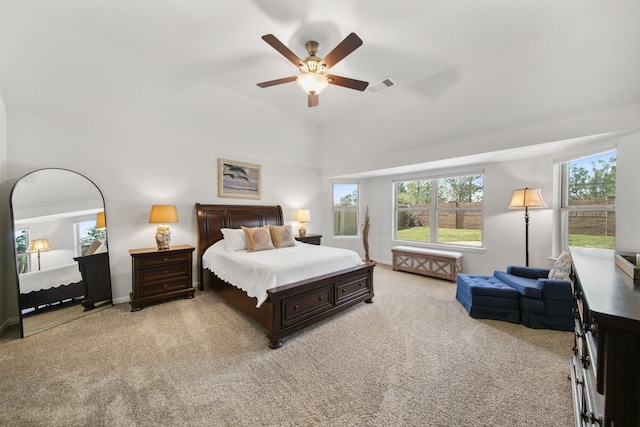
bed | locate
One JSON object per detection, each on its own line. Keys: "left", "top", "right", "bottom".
{"left": 18, "top": 263, "right": 84, "bottom": 313}
{"left": 195, "top": 203, "right": 375, "bottom": 348}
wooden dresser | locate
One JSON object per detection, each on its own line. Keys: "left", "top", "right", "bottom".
{"left": 569, "top": 247, "right": 640, "bottom": 427}
{"left": 129, "top": 244, "right": 195, "bottom": 311}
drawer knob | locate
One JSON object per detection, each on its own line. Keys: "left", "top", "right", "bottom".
{"left": 318, "top": 296, "right": 323, "bottom": 302}
{"left": 163, "top": 257, "right": 169, "bottom": 262}
{"left": 293, "top": 305, "right": 299, "bottom": 311}
{"left": 163, "top": 270, "right": 168, "bottom": 275}
{"left": 342, "top": 289, "right": 346, "bottom": 293}
{"left": 163, "top": 283, "right": 168, "bottom": 289}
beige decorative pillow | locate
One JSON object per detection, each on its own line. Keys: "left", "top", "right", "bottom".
{"left": 269, "top": 224, "right": 296, "bottom": 249}
{"left": 242, "top": 226, "right": 275, "bottom": 252}
{"left": 548, "top": 251, "right": 573, "bottom": 282}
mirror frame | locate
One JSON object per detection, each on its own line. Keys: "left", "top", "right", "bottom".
{"left": 9, "top": 168, "right": 112, "bottom": 338}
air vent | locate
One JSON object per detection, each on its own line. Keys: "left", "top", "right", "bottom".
{"left": 367, "top": 77, "right": 397, "bottom": 94}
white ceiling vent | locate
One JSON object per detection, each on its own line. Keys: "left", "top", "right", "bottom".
{"left": 367, "top": 77, "right": 397, "bottom": 94}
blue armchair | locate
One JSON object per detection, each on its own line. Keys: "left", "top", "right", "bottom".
{"left": 493, "top": 266, "right": 574, "bottom": 331}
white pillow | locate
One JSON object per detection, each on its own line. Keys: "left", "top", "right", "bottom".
{"left": 221, "top": 228, "right": 247, "bottom": 252}
{"left": 548, "top": 251, "right": 572, "bottom": 282}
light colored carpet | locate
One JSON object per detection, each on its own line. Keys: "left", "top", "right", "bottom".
{"left": 0, "top": 264, "right": 574, "bottom": 426}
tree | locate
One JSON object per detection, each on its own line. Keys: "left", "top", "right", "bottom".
{"left": 569, "top": 156, "right": 616, "bottom": 201}
{"left": 335, "top": 190, "right": 358, "bottom": 208}
{"left": 439, "top": 176, "right": 483, "bottom": 203}
{"left": 397, "top": 180, "right": 431, "bottom": 206}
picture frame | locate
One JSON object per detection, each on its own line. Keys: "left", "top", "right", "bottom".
{"left": 218, "top": 158, "right": 262, "bottom": 199}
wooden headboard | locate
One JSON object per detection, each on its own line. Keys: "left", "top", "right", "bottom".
{"left": 194, "top": 203, "right": 284, "bottom": 289}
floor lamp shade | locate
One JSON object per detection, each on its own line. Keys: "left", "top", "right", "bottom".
{"left": 26, "top": 239, "right": 51, "bottom": 271}
{"left": 149, "top": 205, "right": 179, "bottom": 250}
{"left": 508, "top": 188, "right": 547, "bottom": 266}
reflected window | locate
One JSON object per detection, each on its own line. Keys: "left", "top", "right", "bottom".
{"left": 74, "top": 220, "right": 106, "bottom": 256}
{"left": 15, "top": 229, "right": 30, "bottom": 273}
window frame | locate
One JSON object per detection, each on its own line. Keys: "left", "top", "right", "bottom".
{"left": 558, "top": 148, "right": 616, "bottom": 252}
{"left": 393, "top": 172, "right": 484, "bottom": 248}
{"left": 332, "top": 182, "right": 360, "bottom": 238}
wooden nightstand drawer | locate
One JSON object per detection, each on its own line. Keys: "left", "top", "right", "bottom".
{"left": 295, "top": 234, "right": 322, "bottom": 245}
{"left": 138, "top": 277, "right": 191, "bottom": 298}
{"left": 137, "top": 252, "right": 191, "bottom": 268}
{"left": 137, "top": 263, "right": 190, "bottom": 284}
{"left": 129, "top": 244, "right": 195, "bottom": 311}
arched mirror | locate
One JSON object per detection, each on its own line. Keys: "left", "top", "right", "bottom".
{"left": 10, "top": 169, "right": 112, "bottom": 337}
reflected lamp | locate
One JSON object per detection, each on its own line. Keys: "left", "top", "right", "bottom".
{"left": 26, "top": 239, "right": 51, "bottom": 271}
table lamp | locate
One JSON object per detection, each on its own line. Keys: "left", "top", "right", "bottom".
{"left": 149, "top": 205, "right": 178, "bottom": 250}
{"left": 294, "top": 209, "right": 311, "bottom": 237}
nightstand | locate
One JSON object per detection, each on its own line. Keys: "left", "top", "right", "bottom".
{"left": 295, "top": 234, "right": 322, "bottom": 245}
{"left": 129, "top": 244, "right": 195, "bottom": 311}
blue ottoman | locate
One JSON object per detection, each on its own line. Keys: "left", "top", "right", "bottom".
{"left": 456, "top": 274, "right": 521, "bottom": 323}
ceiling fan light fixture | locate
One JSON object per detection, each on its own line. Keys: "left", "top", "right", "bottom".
{"left": 297, "top": 72, "right": 329, "bottom": 95}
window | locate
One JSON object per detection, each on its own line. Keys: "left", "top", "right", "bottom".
{"left": 15, "top": 229, "right": 30, "bottom": 273}
{"left": 560, "top": 149, "right": 616, "bottom": 250}
{"left": 74, "top": 219, "right": 106, "bottom": 256}
{"left": 395, "top": 174, "right": 483, "bottom": 247}
{"left": 333, "top": 183, "right": 359, "bottom": 236}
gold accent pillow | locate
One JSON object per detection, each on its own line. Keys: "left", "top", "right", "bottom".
{"left": 242, "top": 226, "right": 275, "bottom": 252}
{"left": 269, "top": 224, "right": 296, "bottom": 249}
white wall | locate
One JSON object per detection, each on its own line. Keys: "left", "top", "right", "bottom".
{"left": 323, "top": 131, "right": 640, "bottom": 275}
{"left": 5, "top": 107, "right": 322, "bottom": 304}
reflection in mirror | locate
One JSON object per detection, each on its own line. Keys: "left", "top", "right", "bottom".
{"left": 11, "top": 169, "right": 112, "bottom": 337}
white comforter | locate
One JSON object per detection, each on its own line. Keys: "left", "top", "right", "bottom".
{"left": 203, "top": 240, "right": 364, "bottom": 307}
{"left": 18, "top": 263, "right": 83, "bottom": 293}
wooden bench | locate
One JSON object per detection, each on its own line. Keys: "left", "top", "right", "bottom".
{"left": 392, "top": 246, "right": 463, "bottom": 282}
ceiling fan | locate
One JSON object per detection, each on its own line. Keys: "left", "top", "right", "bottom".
{"left": 257, "top": 32, "right": 369, "bottom": 107}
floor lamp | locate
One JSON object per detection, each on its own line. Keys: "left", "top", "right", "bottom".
{"left": 508, "top": 188, "right": 547, "bottom": 266}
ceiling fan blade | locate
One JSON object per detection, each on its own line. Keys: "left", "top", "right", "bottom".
{"left": 261, "top": 34, "right": 304, "bottom": 68}
{"left": 320, "top": 33, "right": 363, "bottom": 69}
{"left": 326, "top": 74, "right": 369, "bottom": 91}
{"left": 257, "top": 76, "right": 298, "bottom": 88}
{"left": 308, "top": 93, "right": 319, "bottom": 108}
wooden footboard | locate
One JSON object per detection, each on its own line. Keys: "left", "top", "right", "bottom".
{"left": 208, "top": 263, "right": 375, "bottom": 348}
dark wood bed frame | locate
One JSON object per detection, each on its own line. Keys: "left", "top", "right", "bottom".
{"left": 20, "top": 281, "right": 84, "bottom": 313}
{"left": 195, "top": 203, "right": 375, "bottom": 349}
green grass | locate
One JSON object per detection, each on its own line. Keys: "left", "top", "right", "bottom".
{"left": 568, "top": 234, "right": 615, "bottom": 249}
{"left": 397, "top": 227, "right": 481, "bottom": 243}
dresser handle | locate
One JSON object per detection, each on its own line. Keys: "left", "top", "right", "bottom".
{"left": 293, "top": 305, "right": 299, "bottom": 311}
{"left": 342, "top": 289, "right": 346, "bottom": 293}
{"left": 163, "top": 283, "right": 168, "bottom": 289}
{"left": 318, "top": 296, "right": 323, "bottom": 302}
{"left": 163, "top": 269, "right": 168, "bottom": 275}
{"left": 163, "top": 257, "right": 168, "bottom": 262}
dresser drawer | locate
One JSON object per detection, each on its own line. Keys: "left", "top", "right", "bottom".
{"left": 282, "top": 286, "right": 333, "bottom": 327}
{"left": 137, "top": 263, "right": 190, "bottom": 284}
{"left": 137, "top": 252, "right": 191, "bottom": 268}
{"left": 336, "top": 275, "right": 370, "bottom": 303}
{"left": 138, "top": 277, "right": 191, "bottom": 298}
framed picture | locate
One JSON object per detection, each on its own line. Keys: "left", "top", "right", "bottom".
{"left": 218, "top": 159, "right": 261, "bottom": 199}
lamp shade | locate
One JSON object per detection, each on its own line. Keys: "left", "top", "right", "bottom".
{"left": 508, "top": 188, "right": 548, "bottom": 209}
{"left": 96, "top": 211, "right": 106, "bottom": 229}
{"left": 294, "top": 209, "right": 311, "bottom": 223}
{"left": 26, "top": 239, "right": 51, "bottom": 253}
{"left": 149, "top": 205, "right": 179, "bottom": 224}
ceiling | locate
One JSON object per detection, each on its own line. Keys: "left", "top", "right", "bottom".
{"left": 1, "top": 0, "right": 639, "bottom": 172}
